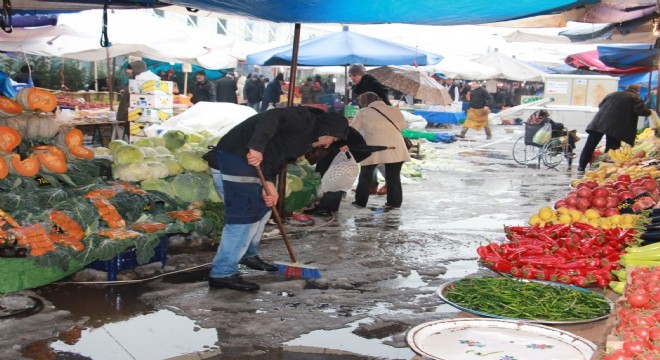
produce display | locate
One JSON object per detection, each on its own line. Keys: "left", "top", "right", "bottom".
{"left": 443, "top": 277, "right": 611, "bottom": 322}
{"left": 55, "top": 93, "right": 109, "bottom": 110}
{"left": 478, "top": 223, "right": 637, "bottom": 287}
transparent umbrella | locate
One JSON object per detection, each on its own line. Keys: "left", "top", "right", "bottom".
{"left": 367, "top": 66, "right": 452, "bottom": 105}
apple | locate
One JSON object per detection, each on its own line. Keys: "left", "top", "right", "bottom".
{"left": 604, "top": 207, "right": 620, "bottom": 216}
{"left": 605, "top": 196, "right": 619, "bottom": 208}
{"left": 584, "top": 180, "right": 599, "bottom": 189}
{"left": 592, "top": 186, "right": 609, "bottom": 198}
{"left": 565, "top": 196, "right": 578, "bottom": 206}
{"left": 576, "top": 182, "right": 590, "bottom": 189}
{"left": 555, "top": 199, "right": 567, "bottom": 209}
{"left": 614, "top": 181, "right": 629, "bottom": 190}
{"left": 641, "top": 179, "right": 657, "bottom": 192}
{"left": 631, "top": 186, "right": 647, "bottom": 196}
{"left": 603, "top": 180, "right": 615, "bottom": 187}
{"left": 577, "top": 187, "right": 593, "bottom": 198}
{"left": 617, "top": 173, "right": 632, "bottom": 183}
{"left": 618, "top": 191, "right": 634, "bottom": 201}
{"left": 577, "top": 197, "right": 591, "bottom": 210}
{"left": 591, "top": 197, "right": 607, "bottom": 208}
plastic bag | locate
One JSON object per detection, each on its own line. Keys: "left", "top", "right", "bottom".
{"left": 321, "top": 151, "right": 358, "bottom": 193}
{"left": 650, "top": 110, "right": 660, "bottom": 130}
{"left": 532, "top": 122, "right": 552, "bottom": 145}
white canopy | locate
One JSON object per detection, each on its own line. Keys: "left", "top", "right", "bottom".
{"left": 431, "top": 55, "right": 500, "bottom": 80}
{"left": 473, "top": 50, "right": 544, "bottom": 81}
{"left": 0, "top": 10, "right": 238, "bottom": 69}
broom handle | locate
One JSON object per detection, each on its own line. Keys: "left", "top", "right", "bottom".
{"left": 255, "top": 166, "right": 297, "bottom": 263}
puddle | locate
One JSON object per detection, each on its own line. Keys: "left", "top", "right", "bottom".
{"left": 50, "top": 309, "right": 218, "bottom": 359}
{"left": 379, "top": 270, "right": 429, "bottom": 289}
{"left": 442, "top": 259, "right": 481, "bottom": 279}
{"left": 286, "top": 318, "right": 415, "bottom": 359}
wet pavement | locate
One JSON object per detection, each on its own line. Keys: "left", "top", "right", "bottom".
{"left": 0, "top": 124, "right": 590, "bottom": 359}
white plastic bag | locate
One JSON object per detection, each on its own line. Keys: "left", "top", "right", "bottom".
{"left": 321, "top": 151, "right": 359, "bottom": 193}
{"left": 532, "top": 122, "right": 552, "bottom": 145}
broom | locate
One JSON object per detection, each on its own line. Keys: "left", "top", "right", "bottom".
{"left": 255, "top": 166, "right": 322, "bottom": 279}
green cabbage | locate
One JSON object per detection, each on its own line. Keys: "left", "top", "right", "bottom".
{"left": 154, "top": 146, "right": 171, "bottom": 155}
{"left": 152, "top": 137, "right": 165, "bottom": 147}
{"left": 169, "top": 173, "right": 210, "bottom": 203}
{"left": 113, "top": 162, "right": 151, "bottom": 182}
{"left": 287, "top": 164, "right": 307, "bottom": 179}
{"left": 208, "top": 177, "right": 222, "bottom": 203}
{"left": 92, "top": 147, "right": 111, "bottom": 156}
{"left": 140, "top": 178, "right": 175, "bottom": 199}
{"left": 140, "top": 147, "right": 159, "bottom": 157}
{"left": 185, "top": 132, "right": 205, "bottom": 144}
{"left": 163, "top": 130, "right": 187, "bottom": 150}
{"left": 134, "top": 138, "right": 155, "bottom": 148}
{"left": 286, "top": 174, "right": 303, "bottom": 192}
{"left": 145, "top": 162, "right": 170, "bottom": 179}
{"left": 162, "top": 159, "right": 184, "bottom": 176}
{"left": 108, "top": 140, "right": 128, "bottom": 153}
{"left": 177, "top": 151, "right": 209, "bottom": 172}
{"left": 113, "top": 144, "right": 144, "bottom": 165}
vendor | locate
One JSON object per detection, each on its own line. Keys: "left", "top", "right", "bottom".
{"left": 117, "top": 60, "right": 148, "bottom": 136}
{"left": 191, "top": 70, "right": 216, "bottom": 104}
{"left": 204, "top": 107, "right": 349, "bottom": 291}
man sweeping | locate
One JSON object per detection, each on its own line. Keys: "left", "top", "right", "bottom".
{"left": 456, "top": 81, "right": 493, "bottom": 140}
{"left": 204, "top": 107, "right": 349, "bottom": 291}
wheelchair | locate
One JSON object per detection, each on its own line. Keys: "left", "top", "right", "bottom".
{"left": 512, "top": 122, "right": 574, "bottom": 169}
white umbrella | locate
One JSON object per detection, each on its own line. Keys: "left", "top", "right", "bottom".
{"left": 432, "top": 55, "right": 499, "bottom": 80}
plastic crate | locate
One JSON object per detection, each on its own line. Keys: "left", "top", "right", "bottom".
{"left": 87, "top": 236, "right": 168, "bottom": 281}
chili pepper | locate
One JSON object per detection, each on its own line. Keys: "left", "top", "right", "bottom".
{"left": 554, "top": 259, "right": 588, "bottom": 269}
{"left": 586, "top": 258, "right": 602, "bottom": 268}
{"left": 509, "top": 267, "right": 522, "bottom": 277}
{"left": 516, "top": 255, "right": 566, "bottom": 267}
{"left": 602, "top": 246, "right": 618, "bottom": 256}
{"left": 572, "top": 275, "right": 592, "bottom": 287}
{"left": 558, "top": 274, "right": 574, "bottom": 284}
{"left": 476, "top": 246, "right": 491, "bottom": 258}
{"left": 490, "top": 259, "right": 514, "bottom": 273}
{"left": 552, "top": 247, "right": 571, "bottom": 259}
{"left": 486, "top": 243, "right": 501, "bottom": 254}
{"left": 595, "top": 275, "right": 609, "bottom": 288}
{"left": 549, "top": 224, "right": 571, "bottom": 238}
{"left": 572, "top": 222, "right": 596, "bottom": 231}
{"left": 538, "top": 233, "right": 555, "bottom": 244}
{"left": 602, "top": 253, "right": 621, "bottom": 266}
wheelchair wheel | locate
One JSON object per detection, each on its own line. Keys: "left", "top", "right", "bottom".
{"left": 512, "top": 136, "right": 539, "bottom": 165}
{"left": 541, "top": 138, "right": 564, "bottom": 168}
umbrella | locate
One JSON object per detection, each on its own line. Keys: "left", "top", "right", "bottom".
{"left": 367, "top": 66, "right": 452, "bottom": 105}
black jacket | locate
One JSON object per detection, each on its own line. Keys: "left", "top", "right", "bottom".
{"left": 216, "top": 76, "right": 238, "bottom": 103}
{"left": 586, "top": 89, "right": 651, "bottom": 146}
{"left": 262, "top": 79, "right": 282, "bottom": 107}
{"left": 468, "top": 87, "right": 492, "bottom": 109}
{"left": 315, "top": 127, "right": 369, "bottom": 176}
{"left": 243, "top": 78, "right": 264, "bottom": 103}
{"left": 353, "top": 74, "right": 391, "bottom": 105}
{"left": 191, "top": 79, "right": 216, "bottom": 103}
{"left": 216, "top": 107, "right": 347, "bottom": 181}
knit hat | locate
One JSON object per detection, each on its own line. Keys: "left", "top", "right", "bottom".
{"left": 316, "top": 112, "right": 349, "bottom": 140}
{"left": 195, "top": 70, "right": 206, "bottom": 76}
{"left": 128, "top": 60, "right": 147, "bottom": 76}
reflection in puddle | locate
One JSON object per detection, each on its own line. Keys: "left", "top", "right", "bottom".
{"left": 50, "top": 309, "right": 218, "bottom": 359}
{"left": 286, "top": 318, "right": 414, "bottom": 359}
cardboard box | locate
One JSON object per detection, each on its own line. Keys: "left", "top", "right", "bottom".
{"left": 127, "top": 107, "right": 173, "bottom": 123}
{"left": 128, "top": 79, "right": 174, "bottom": 95}
{"left": 129, "top": 94, "right": 173, "bottom": 109}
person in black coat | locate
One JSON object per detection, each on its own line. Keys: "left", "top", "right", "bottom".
{"left": 577, "top": 85, "right": 651, "bottom": 172}
{"left": 243, "top": 73, "right": 264, "bottom": 112}
{"left": 191, "top": 70, "right": 216, "bottom": 103}
{"left": 303, "top": 127, "right": 370, "bottom": 216}
{"left": 261, "top": 73, "right": 284, "bottom": 112}
{"left": 216, "top": 73, "right": 238, "bottom": 103}
{"left": 348, "top": 64, "right": 391, "bottom": 105}
{"left": 204, "top": 107, "right": 348, "bottom": 291}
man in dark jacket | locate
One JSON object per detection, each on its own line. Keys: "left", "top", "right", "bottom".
{"left": 577, "top": 85, "right": 651, "bottom": 172}
{"left": 261, "top": 73, "right": 284, "bottom": 112}
{"left": 191, "top": 70, "right": 216, "bottom": 104}
{"left": 216, "top": 73, "right": 238, "bottom": 103}
{"left": 205, "top": 107, "right": 348, "bottom": 291}
{"left": 243, "top": 73, "right": 264, "bottom": 112}
{"left": 348, "top": 64, "right": 391, "bottom": 105}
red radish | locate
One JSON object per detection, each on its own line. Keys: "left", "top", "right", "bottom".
{"left": 554, "top": 199, "right": 566, "bottom": 209}
{"left": 641, "top": 179, "right": 657, "bottom": 192}
{"left": 631, "top": 186, "right": 647, "bottom": 196}
{"left": 618, "top": 173, "right": 632, "bottom": 183}
{"left": 591, "top": 197, "right": 607, "bottom": 208}
{"left": 619, "top": 191, "right": 634, "bottom": 201}
{"left": 604, "top": 208, "right": 620, "bottom": 216}
{"left": 577, "top": 198, "right": 591, "bottom": 210}
{"left": 614, "top": 181, "right": 630, "bottom": 190}
{"left": 605, "top": 196, "right": 619, "bottom": 208}
{"left": 565, "top": 196, "right": 578, "bottom": 206}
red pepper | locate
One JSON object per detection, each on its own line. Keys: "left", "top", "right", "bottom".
{"left": 548, "top": 224, "right": 570, "bottom": 238}
{"left": 586, "top": 258, "right": 602, "bottom": 268}
{"left": 558, "top": 274, "right": 574, "bottom": 284}
{"left": 572, "top": 222, "right": 596, "bottom": 231}
{"left": 602, "top": 246, "right": 618, "bottom": 256}
{"left": 490, "top": 259, "right": 514, "bottom": 273}
{"left": 486, "top": 243, "right": 501, "bottom": 254}
{"left": 601, "top": 253, "right": 621, "bottom": 267}
{"left": 509, "top": 267, "right": 522, "bottom": 277}
{"left": 571, "top": 275, "right": 591, "bottom": 287}
{"left": 521, "top": 266, "right": 537, "bottom": 279}
{"left": 595, "top": 275, "right": 609, "bottom": 287}
{"left": 538, "top": 233, "right": 556, "bottom": 244}
{"left": 552, "top": 247, "right": 571, "bottom": 259}
{"left": 554, "top": 259, "right": 588, "bottom": 269}
{"left": 517, "top": 256, "right": 566, "bottom": 267}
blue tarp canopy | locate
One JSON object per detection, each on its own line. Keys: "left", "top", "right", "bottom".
{"left": 619, "top": 71, "right": 657, "bottom": 88}
{"left": 598, "top": 43, "right": 659, "bottom": 70}
{"left": 16, "top": 0, "right": 599, "bottom": 25}
{"left": 247, "top": 27, "right": 442, "bottom": 67}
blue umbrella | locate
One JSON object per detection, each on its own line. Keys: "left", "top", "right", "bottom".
{"left": 598, "top": 43, "right": 658, "bottom": 70}
{"left": 247, "top": 26, "right": 442, "bottom": 67}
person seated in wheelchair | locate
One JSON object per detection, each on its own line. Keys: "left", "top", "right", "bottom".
{"left": 527, "top": 109, "right": 577, "bottom": 155}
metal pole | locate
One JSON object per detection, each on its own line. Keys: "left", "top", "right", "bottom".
{"left": 344, "top": 65, "right": 349, "bottom": 106}
{"left": 107, "top": 48, "right": 114, "bottom": 111}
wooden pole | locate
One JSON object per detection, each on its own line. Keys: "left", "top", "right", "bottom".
{"left": 287, "top": 23, "right": 301, "bottom": 108}
{"left": 106, "top": 48, "right": 114, "bottom": 111}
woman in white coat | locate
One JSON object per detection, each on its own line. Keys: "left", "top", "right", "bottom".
{"left": 351, "top": 92, "right": 411, "bottom": 208}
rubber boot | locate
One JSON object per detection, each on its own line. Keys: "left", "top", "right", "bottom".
{"left": 485, "top": 126, "right": 492, "bottom": 140}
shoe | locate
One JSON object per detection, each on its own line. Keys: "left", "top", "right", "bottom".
{"left": 384, "top": 204, "right": 400, "bottom": 209}
{"left": 486, "top": 136, "right": 492, "bottom": 140}
{"left": 209, "top": 274, "right": 259, "bottom": 291}
{"left": 566, "top": 152, "right": 576, "bottom": 159}
{"left": 351, "top": 201, "right": 365, "bottom": 208}
{"left": 455, "top": 134, "right": 465, "bottom": 139}
{"left": 376, "top": 185, "right": 388, "bottom": 195}
{"left": 577, "top": 167, "right": 585, "bottom": 174}
{"left": 239, "top": 256, "right": 278, "bottom": 272}
{"left": 303, "top": 207, "right": 332, "bottom": 216}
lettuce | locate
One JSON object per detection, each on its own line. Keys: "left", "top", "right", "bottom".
{"left": 163, "top": 130, "right": 187, "bottom": 150}
{"left": 113, "top": 145, "right": 144, "bottom": 165}
{"left": 177, "top": 151, "right": 209, "bottom": 172}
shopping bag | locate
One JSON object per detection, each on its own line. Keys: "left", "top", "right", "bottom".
{"left": 532, "top": 122, "right": 552, "bottom": 145}
{"left": 321, "top": 151, "right": 359, "bottom": 193}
